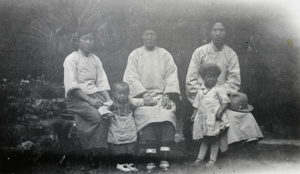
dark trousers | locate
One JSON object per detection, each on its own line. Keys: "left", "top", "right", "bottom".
{"left": 138, "top": 121, "right": 175, "bottom": 148}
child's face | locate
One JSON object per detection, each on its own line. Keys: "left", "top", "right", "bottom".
{"left": 114, "top": 86, "right": 129, "bottom": 103}
{"left": 78, "top": 32, "right": 94, "bottom": 54}
{"left": 203, "top": 73, "right": 218, "bottom": 88}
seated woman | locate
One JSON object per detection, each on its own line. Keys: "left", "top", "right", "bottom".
{"left": 123, "top": 30, "right": 181, "bottom": 172}
{"left": 63, "top": 26, "right": 112, "bottom": 168}
{"left": 186, "top": 21, "right": 263, "bottom": 152}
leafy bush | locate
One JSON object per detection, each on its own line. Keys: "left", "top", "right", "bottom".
{"left": 0, "top": 77, "right": 67, "bottom": 166}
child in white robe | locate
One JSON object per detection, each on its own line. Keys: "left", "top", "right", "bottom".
{"left": 191, "top": 63, "right": 230, "bottom": 168}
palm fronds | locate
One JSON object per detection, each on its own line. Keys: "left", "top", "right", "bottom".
{"left": 19, "top": 0, "right": 111, "bottom": 57}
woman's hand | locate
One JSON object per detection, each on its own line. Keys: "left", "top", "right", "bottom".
{"left": 88, "top": 98, "right": 103, "bottom": 109}
{"left": 161, "top": 95, "right": 172, "bottom": 109}
{"left": 102, "top": 112, "right": 115, "bottom": 119}
{"left": 143, "top": 93, "right": 157, "bottom": 106}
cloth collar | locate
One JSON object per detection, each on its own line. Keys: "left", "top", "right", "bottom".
{"left": 210, "top": 41, "right": 224, "bottom": 52}
{"left": 143, "top": 45, "right": 157, "bottom": 51}
{"left": 200, "top": 85, "right": 210, "bottom": 90}
{"left": 78, "top": 49, "right": 92, "bottom": 57}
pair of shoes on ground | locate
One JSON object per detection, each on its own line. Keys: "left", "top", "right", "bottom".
{"left": 147, "top": 161, "right": 170, "bottom": 172}
{"left": 191, "top": 159, "right": 215, "bottom": 168}
{"left": 116, "top": 163, "right": 138, "bottom": 172}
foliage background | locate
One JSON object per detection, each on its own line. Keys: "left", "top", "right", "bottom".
{"left": 0, "top": 0, "right": 300, "bottom": 138}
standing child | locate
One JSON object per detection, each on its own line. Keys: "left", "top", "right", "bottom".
{"left": 191, "top": 63, "right": 230, "bottom": 168}
{"left": 98, "top": 82, "right": 144, "bottom": 172}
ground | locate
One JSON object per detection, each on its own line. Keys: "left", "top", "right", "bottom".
{"left": 4, "top": 140, "right": 300, "bottom": 174}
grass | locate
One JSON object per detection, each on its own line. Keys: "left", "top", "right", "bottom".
{"left": 5, "top": 141, "right": 300, "bottom": 174}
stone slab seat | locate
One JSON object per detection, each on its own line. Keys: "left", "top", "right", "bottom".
{"left": 55, "top": 110, "right": 79, "bottom": 167}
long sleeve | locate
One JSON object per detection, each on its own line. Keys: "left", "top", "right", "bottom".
{"left": 192, "top": 90, "right": 201, "bottom": 108}
{"left": 123, "top": 51, "right": 147, "bottom": 98}
{"left": 186, "top": 48, "right": 203, "bottom": 104}
{"left": 98, "top": 100, "right": 113, "bottom": 115}
{"left": 216, "top": 86, "right": 230, "bottom": 104}
{"left": 221, "top": 52, "right": 241, "bottom": 94}
{"left": 95, "top": 56, "right": 111, "bottom": 92}
{"left": 164, "top": 52, "right": 181, "bottom": 95}
{"left": 63, "top": 54, "right": 81, "bottom": 96}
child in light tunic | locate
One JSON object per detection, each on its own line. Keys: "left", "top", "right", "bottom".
{"left": 98, "top": 82, "right": 143, "bottom": 172}
{"left": 191, "top": 63, "right": 230, "bottom": 168}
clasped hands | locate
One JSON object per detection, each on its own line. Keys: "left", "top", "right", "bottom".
{"left": 143, "top": 93, "right": 172, "bottom": 110}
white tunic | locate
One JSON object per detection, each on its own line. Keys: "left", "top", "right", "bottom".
{"left": 63, "top": 50, "right": 110, "bottom": 96}
{"left": 123, "top": 46, "right": 181, "bottom": 131}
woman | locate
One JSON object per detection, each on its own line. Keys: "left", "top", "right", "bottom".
{"left": 123, "top": 30, "right": 181, "bottom": 172}
{"left": 63, "top": 26, "right": 112, "bottom": 168}
{"left": 186, "top": 21, "right": 263, "bottom": 152}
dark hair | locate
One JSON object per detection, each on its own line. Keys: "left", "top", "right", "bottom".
{"left": 199, "top": 63, "right": 222, "bottom": 78}
{"left": 208, "top": 21, "right": 227, "bottom": 32}
{"left": 205, "top": 19, "right": 231, "bottom": 43}
{"left": 71, "top": 26, "right": 96, "bottom": 50}
{"left": 112, "top": 82, "right": 129, "bottom": 93}
{"left": 77, "top": 26, "right": 96, "bottom": 38}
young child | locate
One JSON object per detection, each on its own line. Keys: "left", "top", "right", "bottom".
{"left": 191, "top": 63, "right": 230, "bottom": 168}
{"left": 98, "top": 82, "right": 143, "bottom": 172}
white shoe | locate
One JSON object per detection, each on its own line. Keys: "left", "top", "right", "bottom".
{"left": 146, "top": 163, "right": 156, "bottom": 172}
{"left": 126, "top": 163, "right": 138, "bottom": 172}
{"left": 159, "top": 160, "right": 169, "bottom": 171}
{"left": 205, "top": 160, "right": 215, "bottom": 168}
{"left": 116, "top": 163, "right": 131, "bottom": 172}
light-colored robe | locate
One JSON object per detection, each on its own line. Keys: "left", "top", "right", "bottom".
{"left": 186, "top": 43, "right": 263, "bottom": 152}
{"left": 224, "top": 109, "right": 264, "bottom": 144}
{"left": 193, "top": 85, "right": 230, "bottom": 140}
{"left": 186, "top": 42, "right": 241, "bottom": 104}
{"left": 64, "top": 50, "right": 110, "bottom": 96}
{"left": 219, "top": 109, "right": 264, "bottom": 152}
{"left": 123, "top": 46, "right": 181, "bottom": 132}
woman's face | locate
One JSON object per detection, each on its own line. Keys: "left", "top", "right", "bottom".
{"left": 78, "top": 32, "right": 94, "bottom": 54}
{"left": 203, "top": 73, "right": 218, "bottom": 88}
{"left": 211, "top": 22, "right": 226, "bottom": 48}
{"left": 142, "top": 30, "right": 157, "bottom": 50}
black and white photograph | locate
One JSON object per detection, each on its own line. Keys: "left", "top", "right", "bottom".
{"left": 0, "top": 0, "right": 299, "bottom": 173}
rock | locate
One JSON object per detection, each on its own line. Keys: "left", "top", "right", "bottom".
{"left": 21, "top": 141, "right": 34, "bottom": 150}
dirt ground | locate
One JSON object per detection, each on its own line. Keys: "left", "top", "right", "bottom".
{"left": 4, "top": 140, "right": 300, "bottom": 174}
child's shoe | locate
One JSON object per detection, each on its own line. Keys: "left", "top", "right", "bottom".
{"left": 205, "top": 160, "right": 215, "bottom": 168}
{"left": 159, "top": 160, "right": 169, "bottom": 171}
{"left": 116, "top": 163, "right": 131, "bottom": 172}
{"left": 126, "top": 163, "right": 138, "bottom": 172}
{"left": 146, "top": 162, "right": 156, "bottom": 173}
{"left": 191, "top": 159, "right": 205, "bottom": 168}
